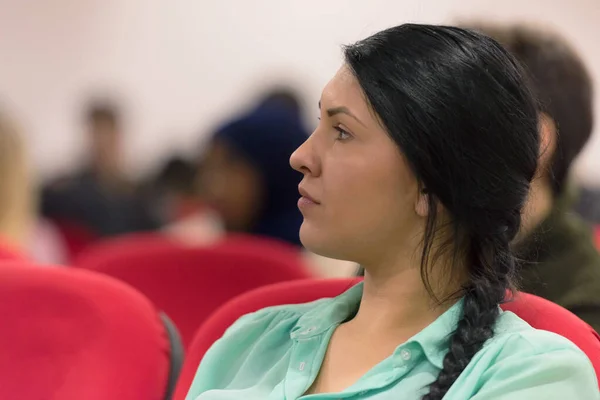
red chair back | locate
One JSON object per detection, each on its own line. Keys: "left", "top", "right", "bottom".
{"left": 0, "top": 240, "right": 29, "bottom": 262}
{"left": 52, "top": 219, "right": 98, "bottom": 261}
{"left": 502, "top": 291, "right": 600, "bottom": 376}
{"left": 0, "top": 263, "right": 182, "bottom": 400}
{"left": 74, "top": 232, "right": 183, "bottom": 267}
{"left": 174, "top": 278, "right": 600, "bottom": 399}
{"left": 75, "top": 234, "right": 313, "bottom": 349}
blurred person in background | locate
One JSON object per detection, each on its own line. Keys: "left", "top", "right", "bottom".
{"left": 0, "top": 110, "right": 35, "bottom": 259}
{"left": 256, "top": 87, "right": 304, "bottom": 115}
{"left": 199, "top": 91, "right": 308, "bottom": 246}
{"left": 0, "top": 109, "right": 66, "bottom": 263}
{"left": 467, "top": 24, "right": 600, "bottom": 330}
{"left": 145, "top": 155, "right": 199, "bottom": 225}
{"left": 150, "top": 154, "right": 224, "bottom": 244}
{"left": 161, "top": 90, "right": 307, "bottom": 247}
{"left": 575, "top": 186, "right": 600, "bottom": 224}
{"left": 190, "top": 89, "right": 357, "bottom": 276}
{"left": 41, "top": 101, "right": 158, "bottom": 237}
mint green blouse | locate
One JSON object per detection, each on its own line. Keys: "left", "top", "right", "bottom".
{"left": 186, "top": 282, "right": 599, "bottom": 399}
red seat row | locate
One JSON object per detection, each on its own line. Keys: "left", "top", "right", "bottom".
{"left": 73, "top": 234, "right": 313, "bottom": 348}
{"left": 0, "top": 264, "right": 180, "bottom": 400}
{"left": 1, "top": 234, "right": 599, "bottom": 399}
{"left": 0, "top": 234, "right": 313, "bottom": 399}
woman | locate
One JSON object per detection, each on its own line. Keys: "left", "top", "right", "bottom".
{"left": 185, "top": 24, "right": 598, "bottom": 399}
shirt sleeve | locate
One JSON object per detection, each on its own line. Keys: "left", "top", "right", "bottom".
{"left": 470, "top": 347, "right": 599, "bottom": 399}
{"left": 184, "top": 309, "right": 272, "bottom": 399}
{"left": 184, "top": 305, "right": 302, "bottom": 400}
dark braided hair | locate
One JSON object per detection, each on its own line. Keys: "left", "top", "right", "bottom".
{"left": 344, "top": 25, "right": 539, "bottom": 399}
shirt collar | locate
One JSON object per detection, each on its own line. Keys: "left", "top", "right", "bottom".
{"left": 292, "top": 281, "right": 464, "bottom": 369}
{"left": 399, "top": 298, "right": 463, "bottom": 369}
{"left": 291, "top": 281, "right": 363, "bottom": 338}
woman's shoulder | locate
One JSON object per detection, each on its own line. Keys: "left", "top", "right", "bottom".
{"left": 477, "top": 309, "right": 597, "bottom": 383}
{"left": 492, "top": 309, "right": 591, "bottom": 355}
{"left": 451, "top": 310, "right": 600, "bottom": 398}
{"left": 222, "top": 296, "right": 336, "bottom": 338}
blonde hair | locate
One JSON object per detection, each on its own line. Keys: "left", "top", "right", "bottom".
{"left": 0, "top": 112, "right": 34, "bottom": 248}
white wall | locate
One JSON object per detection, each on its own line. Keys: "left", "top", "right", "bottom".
{"left": 1, "top": 0, "right": 599, "bottom": 183}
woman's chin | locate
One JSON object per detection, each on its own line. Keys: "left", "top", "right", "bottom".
{"left": 299, "top": 223, "right": 348, "bottom": 261}
{"left": 300, "top": 223, "right": 326, "bottom": 253}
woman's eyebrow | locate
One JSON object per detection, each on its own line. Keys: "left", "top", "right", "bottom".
{"left": 319, "top": 100, "right": 366, "bottom": 127}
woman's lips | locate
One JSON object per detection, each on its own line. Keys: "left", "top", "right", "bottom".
{"left": 298, "top": 186, "right": 320, "bottom": 209}
{"left": 298, "top": 196, "right": 318, "bottom": 209}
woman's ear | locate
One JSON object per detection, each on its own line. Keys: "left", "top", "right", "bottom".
{"left": 538, "top": 113, "right": 557, "bottom": 176}
{"left": 415, "top": 188, "right": 429, "bottom": 218}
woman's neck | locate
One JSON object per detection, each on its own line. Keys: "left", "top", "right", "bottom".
{"left": 346, "top": 259, "right": 461, "bottom": 343}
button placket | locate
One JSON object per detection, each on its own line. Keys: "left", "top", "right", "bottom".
{"left": 287, "top": 328, "right": 337, "bottom": 400}
{"left": 285, "top": 339, "right": 318, "bottom": 399}
{"left": 400, "top": 349, "right": 412, "bottom": 361}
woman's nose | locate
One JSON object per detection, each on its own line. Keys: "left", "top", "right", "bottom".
{"left": 290, "top": 135, "right": 320, "bottom": 177}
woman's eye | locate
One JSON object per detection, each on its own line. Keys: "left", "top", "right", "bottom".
{"left": 334, "top": 126, "right": 351, "bottom": 141}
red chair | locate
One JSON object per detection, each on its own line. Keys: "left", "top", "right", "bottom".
{"left": 0, "top": 263, "right": 182, "bottom": 400}
{"left": 0, "top": 240, "right": 30, "bottom": 262}
{"left": 212, "top": 234, "right": 307, "bottom": 259}
{"left": 173, "top": 278, "right": 600, "bottom": 399}
{"left": 52, "top": 219, "right": 98, "bottom": 261}
{"left": 75, "top": 235, "right": 314, "bottom": 349}
{"left": 74, "top": 232, "right": 184, "bottom": 268}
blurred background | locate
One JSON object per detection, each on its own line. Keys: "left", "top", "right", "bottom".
{"left": 1, "top": 0, "right": 599, "bottom": 182}
{"left": 0, "top": 0, "right": 599, "bottom": 266}
{"left": 1, "top": 2, "right": 600, "bottom": 399}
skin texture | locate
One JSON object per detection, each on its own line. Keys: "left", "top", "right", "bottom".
{"left": 291, "top": 66, "right": 427, "bottom": 268}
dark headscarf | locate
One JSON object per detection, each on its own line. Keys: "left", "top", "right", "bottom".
{"left": 213, "top": 101, "right": 309, "bottom": 246}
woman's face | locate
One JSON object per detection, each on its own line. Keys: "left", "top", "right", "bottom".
{"left": 290, "top": 66, "right": 424, "bottom": 265}
{"left": 199, "top": 141, "right": 263, "bottom": 232}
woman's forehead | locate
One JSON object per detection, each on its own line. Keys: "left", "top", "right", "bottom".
{"left": 321, "top": 68, "right": 370, "bottom": 116}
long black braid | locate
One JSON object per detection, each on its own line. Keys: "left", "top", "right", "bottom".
{"left": 344, "top": 24, "right": 539, "bottom": 400}
{"left": 423, "top": 231, "right": 517, "bottom": 399}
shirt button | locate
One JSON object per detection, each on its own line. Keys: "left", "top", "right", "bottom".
{"left": 400, "top": 349, "right": 412, "bottom": 361}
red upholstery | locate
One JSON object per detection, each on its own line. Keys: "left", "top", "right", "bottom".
{"left": 52, "top": 219, "right": 98, "bottom": 261}
{"left": 0, "top": 240, "right": 29, "bottom": 262}
{"left": 502, "top": 291, "right": 600, "bottom": 378}
{"left": 75, "top": 234, "right": 313, "bottom": 349}
{"left": 74, "top": 232, "right": 184, "bottom": 268}
{"left": 0, "top": 263, "right": 174, "bottom": 400}
{"left": 174, "top": 278, "right": 600, "bottom": 399}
